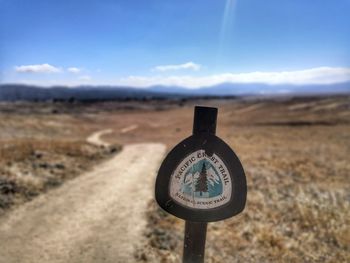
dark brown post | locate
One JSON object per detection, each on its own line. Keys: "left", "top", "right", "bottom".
{"left": 183, "top": 106, "right": 218, "bottom": 263}
{"left": 183, "top": 221, "right": 207, "bottom": 263}
{"left": 156, "top": 105, "right": 246, "bottom": 262}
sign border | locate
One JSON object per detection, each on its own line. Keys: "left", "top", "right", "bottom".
{"left": 155, "top": 134, "right": 247, "bottom": 222}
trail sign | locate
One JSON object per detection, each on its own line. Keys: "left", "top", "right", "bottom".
{"left": 156, "top": 106, "right": 246, "bottom": 222}
{"left": 155, "top": 106, "right": 247, "bottom": 263}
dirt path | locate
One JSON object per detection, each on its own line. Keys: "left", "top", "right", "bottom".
{"left": 0, "top": 130, "right": 166, "bottom": 263}
{"left": 121, "top": 125, "right": 139, "bottom": 134}
{"left": 236, "top": 103, "right": 264, "bottom": 114}
{"left": 86, "top": 129, "right": 113, "bottom": 147}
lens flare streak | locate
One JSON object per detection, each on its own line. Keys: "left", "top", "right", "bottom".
{"left": 217, "top": 0, "right": 238, "bottom": 63}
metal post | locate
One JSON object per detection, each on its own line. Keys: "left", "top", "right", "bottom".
{"left": 183, "top": 221, "right": 207, "bottom": 263}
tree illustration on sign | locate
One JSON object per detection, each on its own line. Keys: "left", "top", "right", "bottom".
{"left": 195, "top": 163, "right": 209, "bottom": 196}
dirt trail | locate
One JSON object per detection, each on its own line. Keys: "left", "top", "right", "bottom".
{"left": 0, "top": 130, "right": 166, "bottom": 263}
{"left": 236, "top": 103, "right": 264, "bottom": 114}
{"left": 86, "top": 129, "right": 113, "bottom": 147}
{"left": 121, "top": 125, "right": 139, "bottom": 134}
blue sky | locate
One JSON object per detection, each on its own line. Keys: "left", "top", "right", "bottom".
{"left": 1, "top": 0, "right": 349, "bottom": 88}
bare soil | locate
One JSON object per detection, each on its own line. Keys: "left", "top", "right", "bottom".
{"left": 0, "top": 141, "right": 166, "bottom": 263}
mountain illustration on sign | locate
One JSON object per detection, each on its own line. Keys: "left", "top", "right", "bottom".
{"left": 181, "top": 160, "right": 223, "bottom": 198}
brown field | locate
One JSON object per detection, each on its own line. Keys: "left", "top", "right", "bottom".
{"left": 0, "top": 95, "right": 349, "bottom": 262}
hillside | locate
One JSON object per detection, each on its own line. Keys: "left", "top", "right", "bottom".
{"left": 0, "top": 83, "right": 349, "bottom": 101}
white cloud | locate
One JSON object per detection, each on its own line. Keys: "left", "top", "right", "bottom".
{"left": 152, "top": 62, "right": 201, "bottom": 72}
{"left": 67, "top": 67, "right": 81, "bottom": 73}
{"left": 15, "top": 63, "right": 61, "bottom": 73}
{"left": 6, "top": 66, "right": 350, "bottom": 89}
{"left": 119, "top": 67, "right": 350, "bottom": 88}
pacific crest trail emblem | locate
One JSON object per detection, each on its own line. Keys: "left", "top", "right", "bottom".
{"left": 170, "top": 149, "right": 232, "bottom": 209}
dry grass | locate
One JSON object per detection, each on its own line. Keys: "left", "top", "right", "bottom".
{"left": 0, "top": 102, "right": 123, "bottom": 214}
{"left": 0, "top": 139, "right": 93, "bottom": 161}
{"left": 140, "top": 178, "right": 350, "bottom": 262}
{"left": 0, "top": 138, "right": 120, "bottom": 213}
{"left": 135, "top": 97, "right": 350, "bottom": 263}
{"left": 0, "top": 97, "right": 349, "bottom": 262}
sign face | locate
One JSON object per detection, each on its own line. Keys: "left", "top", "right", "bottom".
{"left": 169, "top": 150, "right": 232, "bottom": 209}
{"left": 156, "top": 134, "right": 247, "bottom": 222}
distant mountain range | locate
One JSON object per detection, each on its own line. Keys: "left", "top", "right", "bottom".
{"left": 0, "top": 82, "right": 349, "bottom": 101}
{"left": 0, "top": 84, "right": 175, "bottom": 102}
{"left": 149, "top": 82, "right": 350, "bottom": 96}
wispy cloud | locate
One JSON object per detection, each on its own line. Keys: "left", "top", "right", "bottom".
{"left": 7, "top": 66, "right": 350, "bottom": 89}
{"left": 15, "top": 63, "right": 61, "bottom": 73}
{"left": 152, "top": 62, "right": 201, "bottom": 72}
{"left": 67, "top": 67, "right": 81, "bottom": 73}
{"left": 78, "top": 75, "right": 92, "bottom": 81}
{"left": 120, "top": 67, "right": 350, "bottom": 88}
